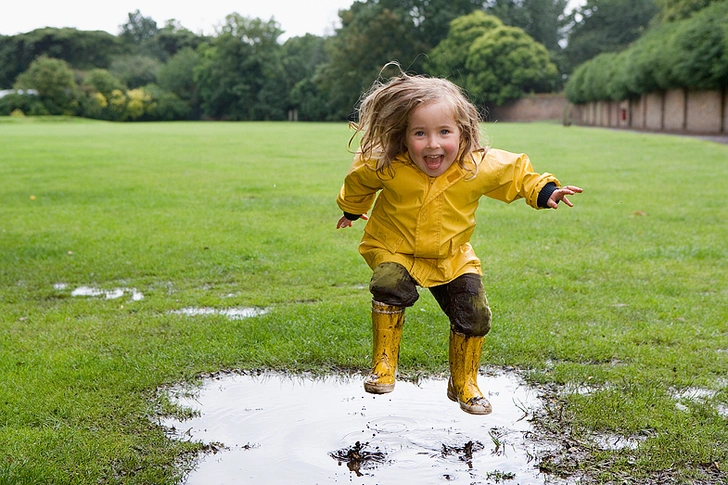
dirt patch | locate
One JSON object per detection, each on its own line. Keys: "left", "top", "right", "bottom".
{"left": 329, "top": 441, "right": 387, "bottom": 476}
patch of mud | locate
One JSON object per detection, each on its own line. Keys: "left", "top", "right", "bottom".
{"left": 168, "top": 307, "right": 269, "bottom": 320}
{"left": 329, "top": 441, "right": 387, "bottom": 477}
{"left": 161, "top": 370, "right": 572, "bottom": 484}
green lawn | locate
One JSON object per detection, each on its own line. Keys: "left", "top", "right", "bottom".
{"left": 1, "top": 117, "right": 726, "bottom": 484}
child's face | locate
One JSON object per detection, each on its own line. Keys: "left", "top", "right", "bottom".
{"left": 405, "top": 101, "right": 461, "bottom": 177}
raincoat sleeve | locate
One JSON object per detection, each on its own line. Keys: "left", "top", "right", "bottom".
{"left": 480, "top": 149, "right": 560, "bottom": 209}
{"left": 336, "top": 155, "right": 383, "bottom": 216}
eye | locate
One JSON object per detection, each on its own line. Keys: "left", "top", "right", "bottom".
{"left": 440, "top": 129, "right": 450, "bottom": 135}
{"left": 414, "top": 130, "right": 425, "bottom": 137}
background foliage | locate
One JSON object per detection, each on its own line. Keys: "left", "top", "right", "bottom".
{"left": 0, "top": 1, "right": 571, "bottom": 121}
{"left": 565, "top": 0, "right": 728, "bottom": 103}
{"left": 1, "top": 0, "right": 725, "bottom": 119}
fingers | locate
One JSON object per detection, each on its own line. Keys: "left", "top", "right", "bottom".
{"left": 561, "top": 185, "right": 583, "bottom": 194}
{"left": 337, "top": 214, "right": 368, "bottom": 228}
{"left": 548, "top": 186, "right": 581, "bottom": 210}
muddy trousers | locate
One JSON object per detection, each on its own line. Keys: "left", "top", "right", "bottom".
{"left": 427, "top": 269, "right": 493, "bottom": 414}
{"left": 370, "top": 262, "right": 492, "bottom": 337}
{"left": 366, "top": 262, "right": 493, "bottom": 413}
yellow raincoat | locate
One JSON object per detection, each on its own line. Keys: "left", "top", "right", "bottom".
{"left": 337, "top": 148, "right": 559, "bottom": 287}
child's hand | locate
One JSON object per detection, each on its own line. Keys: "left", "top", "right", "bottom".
{"left": 336, "top": 214, "right": 368, "bottom": 229}
{"left": 548, "top": 185, "right": 583, "bottom": 209}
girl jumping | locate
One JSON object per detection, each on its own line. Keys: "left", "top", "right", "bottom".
{"left": 336, "top": 70, "right": 582, "bottom": 415}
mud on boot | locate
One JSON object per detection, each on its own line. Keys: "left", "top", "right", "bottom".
{"left": 447, "top": 331, "right": 492, "bottom": 415}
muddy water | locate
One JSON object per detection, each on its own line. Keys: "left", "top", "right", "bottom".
{"left": 163, "top": 371, "right": 567, "bottom": 484}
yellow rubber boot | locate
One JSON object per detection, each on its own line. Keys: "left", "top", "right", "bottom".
{"left": 447, "top": 331, "right": 492, "bottom": 415}
{"left": 363, "top": 301, "right": 404, "bottom": 394}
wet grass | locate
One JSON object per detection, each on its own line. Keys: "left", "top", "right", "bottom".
{"left": 1, "top": 117, "right": 727, "bottom": 483}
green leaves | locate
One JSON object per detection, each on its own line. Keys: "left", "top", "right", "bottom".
{"left": 565, "top": 1, "right": 728, "bottom": 103}
{"left": 426, "top": 11, "right": 559, "bottom": 105}
{"left": 13, "top": 56, "right": 78, "bottom": 115}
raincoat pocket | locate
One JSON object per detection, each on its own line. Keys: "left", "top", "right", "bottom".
{"left": 364, "top": 221, "right": 405, "bottom": 254}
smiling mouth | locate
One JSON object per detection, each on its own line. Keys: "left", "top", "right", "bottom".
{"left": 424, "top": 155, "right": 443, "bottom": 170}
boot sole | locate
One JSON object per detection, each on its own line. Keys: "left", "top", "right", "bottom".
{"left": 447, "top": 380, "right": 492, "bottom": 414}
{"left": 458, "top": 399, "right": 492, "bottom": 415}
{"left": 364, "top": 381, "right": 394, "bottom": 394}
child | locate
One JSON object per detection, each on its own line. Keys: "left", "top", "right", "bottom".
{"left": 336, "top": 71, "right": 581, "bottom": 415}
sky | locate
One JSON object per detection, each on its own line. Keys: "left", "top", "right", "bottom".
{"left": 1, "top": 0, "right": 585, "bottom": 40}
{"left": 1, "top": 0, "right": 354, "bottom": 39}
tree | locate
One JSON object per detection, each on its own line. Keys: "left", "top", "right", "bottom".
{"left": 119, "top": 10, "right": 158, "bottom": 45}
{"left": 317, "top": 0, "right": 485, "bottom": 120}
{"left": 153, "top": 20, "right": 206, "bottom": 59}
{"left": 426, "top": 11, "right": 559, "bottom": 105}
{"left": 0, "top": 28, "right": 122, "bottom": 88}
{"left": 157, "top": 47, "right": 201, "bottom": 116}
{"left": 109, "top": 55, "right": 160, "bottom": 89}
{"left": 381, "top": 0, "right": 487, "bottom": 53}
{"left": 282, "top": 34, "right": 330, "bottom": 120}
{"left": 316, "top": 3, "right": 421, "bottom": 120}
{"left": 425, "top": 11, "right": 504, "bottom": 87}
{"left": 13, "top": 56, "right": 79, "bottom": 115}
{"left": 465, "top": 25, "right": 560, "bottom": 105}
{"left": 563, "top": 0, "right": 659, "bottom": 72}
{"left": 654, "top": 0, "right": 725, "bottom": 22}
{"left": 194, "top": 14, "right": 288, "bottom": 120}
{"left": 484, "top": 0, "right": 569, "bottom": 52}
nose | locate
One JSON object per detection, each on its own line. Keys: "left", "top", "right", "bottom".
{"left": 426, "top": 135, "right": 440, "bottom": 149}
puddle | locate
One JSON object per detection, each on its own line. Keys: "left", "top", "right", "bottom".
{"left": 55, "top": 283, "right": 144, "bottom": 301}
{"left": 591, "top": 432, "right": 645, "bottom": 451}
{"left": 161, "top": 371, "right": 570, "bottom": 484}
{"left": 169, "top": 307, "right": 269, "bottom": 320}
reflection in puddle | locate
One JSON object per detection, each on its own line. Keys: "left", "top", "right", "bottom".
{"left": 162, "top": 371, "right": 568, "bottom": 484}
{"left": 169, "top": 307, "right": 269, "bottom": 319}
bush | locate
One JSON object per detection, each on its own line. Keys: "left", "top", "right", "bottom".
{"left": 668, "top": 2, "right": 728, "bottom": 89}
{"left": 83, "top": 68, "right": 125, "bottom": 97}
{"left": 565, "top": 2, "right": 728, "bottom": 103}
{"left": 620, "top": 24, "right": 678, "bottom": 94}
{"left": 142, "top": 84, "right": 191, "bottom": 121}
{"left": 0, "top": 92, "right": 48, "bottom": 116}
{"left": 13, "top": 56, "right": 79, "bottom": 115}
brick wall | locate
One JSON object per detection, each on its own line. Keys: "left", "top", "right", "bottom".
{"left": 486, "top": 94, "right": 567, "bottom": 122}
{"left": 570, "top": 88, "right": 727, "bottom": 134}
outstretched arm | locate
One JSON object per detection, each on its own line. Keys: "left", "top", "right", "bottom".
{"left": 547, "top": 185, "right": 583, "bottom": 209}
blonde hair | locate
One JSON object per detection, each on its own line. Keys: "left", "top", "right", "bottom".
{"left": 350, "top": 68, "right": 484, "bottom": 175}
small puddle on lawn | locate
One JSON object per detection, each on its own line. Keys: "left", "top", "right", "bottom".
{"left": 169, "top": 307, "right": 269, "bottom": 319}
{"left": 163, "top": 371, "right": 565, "bottom": 484}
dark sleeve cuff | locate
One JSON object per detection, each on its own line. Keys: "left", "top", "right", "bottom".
{"left": 537, "top": 182, "right": 559, "bottom": 208}
{"left": 343, "top": 212, "right": 361, "bottom": 221}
